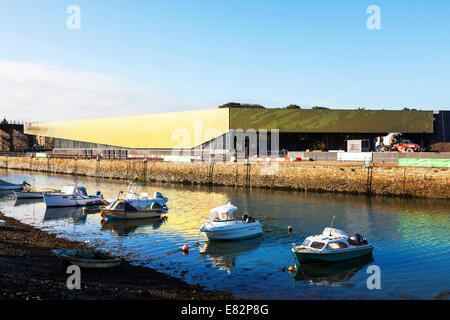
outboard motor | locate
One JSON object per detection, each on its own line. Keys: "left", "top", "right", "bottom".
{"left": 350, "top": 233, "right": 363, "bottom": 243}
{"left": 153, "top": 192, "right": 168, "bottom": 203}
{"left": 350, "top": 233, "right": 368, "bottom": 244}
{"left": 242, "top": 215, "right": 255, "bottom": 223}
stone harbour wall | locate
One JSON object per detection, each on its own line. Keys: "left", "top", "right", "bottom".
{"left": 0, "top": 156, "right": 448, "bottom": 199}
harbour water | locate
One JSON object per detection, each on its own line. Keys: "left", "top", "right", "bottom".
{"left": 0, "top": 169, "right": 449, "bottom": 299}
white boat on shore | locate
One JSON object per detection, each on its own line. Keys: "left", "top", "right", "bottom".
{"left": 52, "top": 249, "right": 121, "bottom": 268}
{"left": 43, "top": 181, "right": 104, "bottom": 207}
{"left": 0, "top": 178, "right": 29, "bottom": 191}
{"left": 200, "top": 203, "right": 263, "bottom": 241}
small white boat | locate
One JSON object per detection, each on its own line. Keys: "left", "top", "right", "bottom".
{"left": 43, "top": 181, "right": 103, "bottom": 207}
{"left": 292, "top": 225, "right": 374, "bottom": 264}
{"left": 52, "top": 249, "right": 121, "bottom": 268}
{"left": 0, "top": 179, "right": 29, "bottom": 191}
{"left": 104, "top": 182, "right": 168, "bottom": 210}
{"left": 200, "top": 203, "right": 263, "bottom": 241}
{"left": 13, "top": 191, "right": 44, "bottom": 199}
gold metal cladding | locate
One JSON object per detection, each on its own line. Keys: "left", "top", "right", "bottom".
{"left": 25, "top": 108, "right": 230, "bottom": 149}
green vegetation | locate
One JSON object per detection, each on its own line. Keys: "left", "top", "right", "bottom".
{"left": 285, "top": 104, "right": 301, "bottom": 109}
{"left": 219, "top": 102, "right": 265, "bottom": 109}
{"left": 312, "top": 106, "right": 330, "bottom": 110}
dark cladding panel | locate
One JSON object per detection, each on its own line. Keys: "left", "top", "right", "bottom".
{"left": 229, "top": 109, "right": 433, "bottom": 133}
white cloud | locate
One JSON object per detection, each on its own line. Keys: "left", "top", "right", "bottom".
{"left": 0, "top": 59, "right": 195, "bottom": 122}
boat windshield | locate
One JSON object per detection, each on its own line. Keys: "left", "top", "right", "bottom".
{"left": 61, "top": 186, "right": 75, "bottom": 195}
{"left": 210, "top": 211, "right": 235, "bottom": 222}
{"left": 76, "top": 187, "right": 88, "bottom": 196}
{"left": 310, "top": 241, "right": 325, "bottom": 250}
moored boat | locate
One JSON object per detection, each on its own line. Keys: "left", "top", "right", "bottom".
{"left": 52, "top": 249, "right": 121, "bottom": 268}
{"left": 0, "top": 178, "right": 29, "bottom": 191}
{"left": 13, "top": 190, "right": 44, "bottom": 199}
{"left": 101, "top": 198, "right": 166, "bottom": 220}
{"left": 200, "top": 203, "right": 263, "bottom": 241}
{"left": 43, "top": 181, "right": 103, "bottom": 207}
{"left": 103, "top": 182, "right": 168, "bottom": 210}
{"left": 292, "top": 227, "right": 374, "bottom": 264}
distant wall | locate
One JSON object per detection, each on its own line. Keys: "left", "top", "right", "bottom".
{"left": 0, "top": 156, "right": 448, "bottom": 199}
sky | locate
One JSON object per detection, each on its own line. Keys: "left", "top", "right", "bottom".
{"left": 0, "top": 0, "right": 449, "bottom": 121}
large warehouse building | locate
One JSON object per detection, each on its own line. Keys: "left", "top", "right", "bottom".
{"left": 25, "top": 107, "right": 444, "bottom": 159}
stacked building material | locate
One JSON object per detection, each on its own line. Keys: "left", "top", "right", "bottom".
{"left": 0, "top": 129, "right": 11, "bottom": 151}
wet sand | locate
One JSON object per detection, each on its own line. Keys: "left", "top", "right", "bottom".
{"left": 0, "top": 215, "right": 234, "bottom": 300}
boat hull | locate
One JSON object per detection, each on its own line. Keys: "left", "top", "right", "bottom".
{"left": 44, "top": 194, "right": 103, "bottom": 207}
{"left": 101, "top": 209, "right": 162, "bottom": 220}
{"left": 52, "top": 249, "right": 121, "bottom": 268}
{"left": 293, "top": 246, "right": 374, "bottom": 263}
{"left": 14, "top": 191, "right": 43, "bottom": 199}
{"left": 201, "top": 223, "right": 263, "bottom": 241}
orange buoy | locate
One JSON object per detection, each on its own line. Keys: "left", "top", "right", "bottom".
{"left": 288, "top": 266, "right": 294, "bottom": 273}
{"left": 182, "top": 245, "right": 189, "bottom": 252}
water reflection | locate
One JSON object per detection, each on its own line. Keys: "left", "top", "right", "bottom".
{"left": 100, "top": 216, "right": 167, "bottom": 236}
{"left": 44, "top": 207, "right": 87, "bottom": 223}
{"left": 200, "top": 237, "right": 262, "bottom": 272}
{"left": 0, "top": 169, "right": 449, "bottom": 299}
{"left": 293, "top": 255, "right": 374, "bottom": 286}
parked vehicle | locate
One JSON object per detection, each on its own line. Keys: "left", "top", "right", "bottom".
{"left": 200, "top": 203, "right": 263, "bottom": 241}
{"left": 375, "top": 133, "right": 420, "bottom": 152}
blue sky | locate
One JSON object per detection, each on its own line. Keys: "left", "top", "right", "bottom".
{"left": 0, "top": 0, "right": 449, "bottom": 121}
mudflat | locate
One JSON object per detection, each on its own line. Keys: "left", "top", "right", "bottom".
{"left": 0, "top": 215, "right": 234, "bottom": 300}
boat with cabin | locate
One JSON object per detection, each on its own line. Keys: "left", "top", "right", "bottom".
{"left": 200, "top": 203, "right": 263, "bottom": 241}
{"left": 101, "top": 198, "right": 167, "bottom": 220}
{"left": 292, "top": 225, "right": 374, "bottom": 264}
{"left": 43, "top": 180, "right": 104, "bottom": 207}
{"left": 104, "top": 182, "right": 168, "bottom": 210}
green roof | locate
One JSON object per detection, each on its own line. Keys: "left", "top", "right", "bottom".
{"left": 229, "top": 109, "right": 433, "bottom": 133}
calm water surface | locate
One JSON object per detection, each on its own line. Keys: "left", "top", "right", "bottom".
{"left": 0, "top": 169, "right": 449, "bottom": 299}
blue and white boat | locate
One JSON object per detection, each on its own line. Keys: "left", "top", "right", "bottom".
{"left": 292, "top": 227, "right": 373, "bottom": 263}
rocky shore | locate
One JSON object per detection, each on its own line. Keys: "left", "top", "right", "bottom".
{"left": 0, "top": 215, "right": 234, "bottom": 300}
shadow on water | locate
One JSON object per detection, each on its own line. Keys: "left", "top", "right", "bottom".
{"left": 100, "top": 216, "right": 168, "bottom": 236}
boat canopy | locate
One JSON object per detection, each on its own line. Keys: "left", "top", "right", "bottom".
{"left": 61, "top": 185, "right": 88, "bottom": 196}
{"left": 322, "top": 227, "right": 349, "bottom": 238}
{"left": 209, "top": 203, "right": 238, "bottom": 222}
